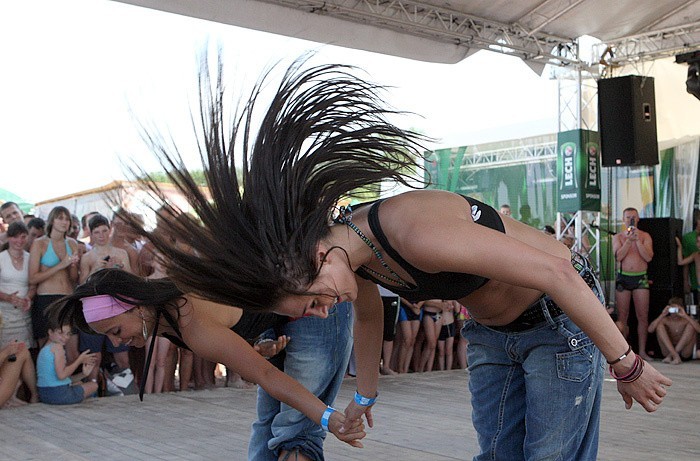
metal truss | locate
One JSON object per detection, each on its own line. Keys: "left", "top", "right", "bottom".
{"left": 557, "top": 76, "right": 599, "bottom": 132}
{"left": 594, "top": 20, "right": 700, "bottom": 68}
{"left": 270, "top": 0, "right": 584, "bottom": 68}
{"left": 554, "top": 43, "right": 598, "bottom": 134}
{"left": 557, "top": 211, "right": 601, "bottom": 274}
{"left": 457, "top": 140, "right": 557, "bottom": 170}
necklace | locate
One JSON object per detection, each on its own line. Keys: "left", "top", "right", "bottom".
{"left": 335, "top": 206, "right": 412, "bottom": 289}
{"left": 8, "top": 250, "right": 23, "bottom": 265}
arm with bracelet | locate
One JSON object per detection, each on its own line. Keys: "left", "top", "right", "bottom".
{"left": 343, "top": 278, "right": 383, "bottom": 431}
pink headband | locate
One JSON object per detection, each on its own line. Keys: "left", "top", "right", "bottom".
{"left": 81, "top": 295, "right": 135, "bottom": 323}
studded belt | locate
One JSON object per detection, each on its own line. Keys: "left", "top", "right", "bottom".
{"left": 489, "top": 296, "right": 564, "bottom": 333}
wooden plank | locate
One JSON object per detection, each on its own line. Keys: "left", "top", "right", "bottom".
{"left": 0, "top": 362, "right": 697, "bottom": 460}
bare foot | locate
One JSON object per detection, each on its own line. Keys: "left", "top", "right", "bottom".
{"left": 662, "top": 355, "right": 672, "bottom": 363}
{"left": 380, "top": 367, "right": 397, "bottom": 376}
{"left": 639, "top": 352, "right": 653, "bottom": 361}
{"left": 2, "top": 396, "right": 28, "bottom": 408}
{"left": 670, "top": 356, "right": 682, "bottom": 365}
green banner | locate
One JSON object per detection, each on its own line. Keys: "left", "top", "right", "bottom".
{"left": 557, "top": 130, "right": 601, "bottom": 212}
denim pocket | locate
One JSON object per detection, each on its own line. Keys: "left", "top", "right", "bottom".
{"left": 556, "top": 349, "right": 594, "bottom": 382}
{"left": 460, "top": 318, "right": 477, "bottom": 338}
{"left": 555, "top": 323, "right": 595, "bottom": 382}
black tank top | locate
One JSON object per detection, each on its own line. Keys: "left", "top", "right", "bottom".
{"left": 162, "top": 311, "right": 285, "bottom": 349}
{"left": 356, "top": 195, "right": 505, "bottom": 303}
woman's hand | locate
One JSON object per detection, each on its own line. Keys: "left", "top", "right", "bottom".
{"left": 1, "top": 341, "right": 24, "bottom": 362}
{"left": 7, "top": 291, "right": 24, "bottom": 309}
{"left": 615, "top": 358, "right": 672, "bottom": 412}
{"left": 19, "top": 296, "right": 32, "bottom": 312}
{"left": 59, "top": 254, "right": 79, "bottom": 269}
{"left": 329, "top": 409, "right": 366, "bottom": 448}
{"left": 343, "top": 399, "right": 374, "bottom": 431}
{"left": 253, "top": 335, "right": 290, "bottom": 359}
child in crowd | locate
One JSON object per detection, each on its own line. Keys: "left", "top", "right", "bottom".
{"left": 37, "top": 318, "right": 98, "bottom": 404}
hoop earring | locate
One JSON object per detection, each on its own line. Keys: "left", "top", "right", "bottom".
{"left": 140, "top": 313, "right": 148, "bottom": 341}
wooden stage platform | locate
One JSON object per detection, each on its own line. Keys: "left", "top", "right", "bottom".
{"left": 1, "top": 361, "right": 698, "bottom": 460}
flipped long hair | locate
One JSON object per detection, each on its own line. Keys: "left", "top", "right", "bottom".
{"left": 47, "top": 268, "right": 184, "bottom": 335}
{"left": 127, "top": 54, "right": 427, "bottom": 312}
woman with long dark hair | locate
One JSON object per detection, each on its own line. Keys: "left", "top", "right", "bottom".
{"left": 126, "top": 56, "right": 672, "bottom": 460}
{"left": 29, "top": 206, "right": 80, "bottom": 347}
{"left": 49, "top": 268, "right": 361, "bottom": 459}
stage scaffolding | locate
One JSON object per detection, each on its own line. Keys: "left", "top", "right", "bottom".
{"left": 554, "top": 42, "right": 602, "bottom": 274}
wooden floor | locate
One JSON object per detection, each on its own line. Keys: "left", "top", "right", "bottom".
{"left": 0, "top": 361, "right": 698, "bottom": 460}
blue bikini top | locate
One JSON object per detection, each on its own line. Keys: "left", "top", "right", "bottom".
{"left": 40, "top": 239, "right": 72, "bottom": 268}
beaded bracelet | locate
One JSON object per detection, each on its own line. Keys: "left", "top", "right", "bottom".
{"left": 320, "top": 406, "right": 336, "bottom": 432}
{"left": 607, "top": 345, "right": 632, "bottom": 365}
{"left": 609, "top": 354, "right": 645, "bottom": 383}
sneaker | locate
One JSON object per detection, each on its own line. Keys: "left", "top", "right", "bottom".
{"left": 105, "top": 377, "right": 124, "bottom": 397}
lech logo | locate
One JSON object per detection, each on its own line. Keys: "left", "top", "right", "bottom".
{"left": 560, "top": 142, "right": 578, "bottom": 191}
{"left": 586, "top": 144, "right": 598, "bottom": 189}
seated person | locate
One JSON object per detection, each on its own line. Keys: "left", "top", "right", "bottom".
{"left": 0, "top": 341, "right": 38, "bottom": 408}
{"left": 37, "top": 318, "right": 98, "bottom": 404}
{"left": 647, "top": 297, "right": 700, "bottom": 364}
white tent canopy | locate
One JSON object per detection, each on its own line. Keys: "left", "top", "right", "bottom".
{"left": 117, "top": 0, "right": 700, "bottom": 73}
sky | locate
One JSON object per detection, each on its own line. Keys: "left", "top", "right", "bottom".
{"left": 0, "top": 0, "right": 559, "bottom": 204}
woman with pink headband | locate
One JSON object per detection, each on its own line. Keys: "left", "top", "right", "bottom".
{"left": 48, "top": 268, "right": 364, "bottom": 457}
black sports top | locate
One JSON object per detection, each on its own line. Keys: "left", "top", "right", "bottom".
{"left": 139, "top": 308, "right": 286, "bottom": 399}
{"left": 355, "top": 195, "right": 505, "bottom": 303}
{"left": 162, "top": 311, "right": 286, "bottom": 350}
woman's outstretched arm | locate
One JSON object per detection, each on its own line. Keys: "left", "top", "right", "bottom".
{"left": 343, "top": 277, "right": 383, "bottom": 429}
{"left": 181, "top": 309, "right": 366, "bottom": 447}
{"left": 391, "top": 192, "right": 672, "bottom": 413}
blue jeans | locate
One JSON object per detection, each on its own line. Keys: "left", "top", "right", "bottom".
{"left": 38, "top": 384, "right": 85, "bottom": 405}
{"left": 462, "top": 256, "right": 605, "bottom": 461}
{"left": 248, "top": 302, "right": 353, "bottom": 461}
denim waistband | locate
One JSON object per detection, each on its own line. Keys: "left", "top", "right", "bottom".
{"left": 489, "top": 251, "right": 595, "bottom": 333}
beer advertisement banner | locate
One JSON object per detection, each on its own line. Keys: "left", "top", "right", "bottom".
{"left": 557, "top": 130, "right": 601, "bottom": 212}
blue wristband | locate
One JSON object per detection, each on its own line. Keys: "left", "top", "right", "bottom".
{"left": 354, "top": 390, "right": 378, "bottom": 406}
{"left": 320, "top": 406, "right": 336, "bottom": 432}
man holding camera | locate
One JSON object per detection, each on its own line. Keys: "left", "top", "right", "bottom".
{"left": 613, "top": 207, "right": 654, "bottom": 360}
{"left": 648, "top": 297, "right": 700, "bottom": 363}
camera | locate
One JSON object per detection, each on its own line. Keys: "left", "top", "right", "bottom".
{"left": 103, "top": 255, "right": 111, "bottom": 261}
{"left": 668, "top": 307, "right": 679, "bottom": 314}
{"left": 7, "top": 354, "right": 17, "bottom": 362}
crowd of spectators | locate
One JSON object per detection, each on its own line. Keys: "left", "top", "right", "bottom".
{"left": 0, "top": 201, "right": 472, "bottom": 410}
{"left": 2, "top": 198, "right": 697, "bottom": 409}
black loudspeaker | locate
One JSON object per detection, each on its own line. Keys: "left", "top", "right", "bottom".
{"left": 636, "top": 218, "right": 684, "bottom": 292}
{"left": 598, "top": 75, "right": 659, "bottom": 166}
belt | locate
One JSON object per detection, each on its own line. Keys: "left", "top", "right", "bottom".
{"left": 489, "top": 296, "right": 564, "bottom": 333}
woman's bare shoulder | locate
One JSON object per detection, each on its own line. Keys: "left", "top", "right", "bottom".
{"left": 31, "top": 237, "right": 49, "bottom": 252}
{"left": 382, "top": 190, "right": 469, "bottom": 220}
{"left": 185, "top": 295, "right": 243, "bottom": 327}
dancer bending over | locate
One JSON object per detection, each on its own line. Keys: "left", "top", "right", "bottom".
{"left": 123, "top": 56, "right": 672, "bottom": 460}
{"left": 48, "top": 269, "right": 363, "bottom": 460}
